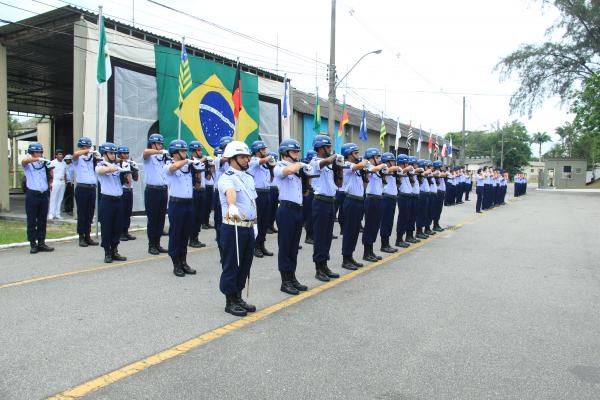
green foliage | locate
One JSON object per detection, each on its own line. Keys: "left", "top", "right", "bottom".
{"left": 567, "top": 73, "right": 600, "bottom": 166}
{"left": 497, "top": 0, "right": 600, "bottom": 116}
{"left": 530, "top": 131, "right": 552, "bottom": 160}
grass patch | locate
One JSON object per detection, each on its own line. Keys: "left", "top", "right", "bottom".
{"left": 0, "top": 220, "right": 75, "bottom": 245}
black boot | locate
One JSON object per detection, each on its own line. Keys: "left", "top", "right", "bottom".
{"left": 291, "top": 272, "right": 308, "bottom": 291}
{"left": 30, "top": 241, "right": 39, "bottom": 254}
{"left": 304, "top": 235, "right": 314, "bottom": 244}
{"left": 218, "top": 246, "right": 224, "bottom": 264}
{"left": 424, "top": 226, "right": 436, "bottom": 235}
{"left": 363, "top": 244, "right": 379, "bottom": 262}
{"left": 253, "top": 243, "right": 264, "bottom": 258}
{"left": 124, "top": 231, "right": 136, "bottom": 240}
{"left": 315, "top": 262, "right": 330, "bottom": 282}
{"left": 433, "top": 221, "right": 444, "bottom": 232}
{"left": 416, "top": 228, "right": 428, "bottom": 240}
{"left": 104, "top": 248, "right": 113, "bottom": 263}
{"left": 342, "top": 256, "right": 358, "bottom": 270}
{"left": 281, "top": 271, "right": 300, "bottom": 295}
{"left": 380, "top": 237, "right": 397, "bottom": 253}
{"left": 350, "top": 257, "right": 364, "bottom": 268}
{"left": 79, "top": 234, "right": 88, "bottom": 247}
{"left": 172, "top": 256, "right": 185, "bottom": 277}
{"left": 260, "top": 243, "right": 273, "bottom": 256}
{"left": 37, "top": 241, "right": 54, "bottom": 252}
{"left": 188, "top": 235, "right": 205, "bottom": 248}
{"left": 180, "top": 254, "right": 196, "bottom": 274}
{"left": 225, "top": 294, "right": 247, "bottom": 316}
{"left": 111, "top": 245, "right": 127, "bottom": 261}
{"left": 85, "top": 233, "right": 99, "bottom": 246}
{"left": 156, "top": 240, "right": 168, "bottom": 253}
{"left": 322, "top": 263, "right": 339, "bottom": 278}
{"left": 120, "top": 233, "right": 129, "bottom": 241}
{"left": 236, "top": 291, "right": 256, "bottom": 312}
{"left": 395, "top": 236, "right": 410, "bottom": 248}
{"left": 148, "top": 239, "right": 159, "bottom": 255}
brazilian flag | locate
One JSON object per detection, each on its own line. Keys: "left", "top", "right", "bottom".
{"left": 155, "top": 45, "right": 259, "bottom": 154}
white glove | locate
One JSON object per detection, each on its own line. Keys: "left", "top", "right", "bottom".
{"left": 335, "top": 155, "right": 345, "bottom": 166}
{"left": 205, "top": 156, "right": 213, "bottom": 162}
{"left": 37, "top": 157, "right": 50, "bottom": 164}
{"left": 92, "top": 151, "right": 102, "bottom": 158}
{"left": 118, "top": 165, "right": 130, "bottom": 172}
{"left": 161, "top": 149, "right": 170, "bottom": 156}
{"left": 302, "top": 164, "right": 313, "bottom": 174}
{"left": 227, "top": 204, "right": 241, "bottom": 221}
{"left": 267, "top": 156, "right": 276, "bottom": 167}
{"left": 129, "top": 160, "right": 138, "bottom": 169}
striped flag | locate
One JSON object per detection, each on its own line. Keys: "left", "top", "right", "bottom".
{"left": 338, "top": 100, "right": 349, "bottom": 138}
{"left": 416, "top": 125, "right": 423, "bottom": 153}
{"left": 442, "top": 142, "right": 448, "bottom": 157}
{"left": 427, "top": 131, "right": 433, "bottom": 154}
{"left": 405, "top": 121, "right": 413, "bottom": 147}
{"left": 448, "top": 138, "right": 453, "bottom": 158}
{"left": 394, "top": 118, "right": 401, "bottom": 150}
{"left": 379, "top": 115, "right": 386, "bottom": 149}
{"left": 359, "top": 106, "right": 368, "bottom": 141}
{"left": 178, "top": 41, "right": 192, "bottom": 109}
{"left": 434, "top": 138, "right": 440, "bottom": 160}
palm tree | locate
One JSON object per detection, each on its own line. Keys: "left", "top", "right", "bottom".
{"left": 531, "top": 132, "right": 552, "bottom": 161}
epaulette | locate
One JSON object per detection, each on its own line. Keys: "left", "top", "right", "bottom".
{"left": 225, "top": 170, "right": 234, "bottom": 176}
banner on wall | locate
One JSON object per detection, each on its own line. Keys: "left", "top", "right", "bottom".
{"left": 302, "top": 115, "right": 342, "bottom": 156}
{"left": 155, "top": 45, "right": 260, "bottom": 154}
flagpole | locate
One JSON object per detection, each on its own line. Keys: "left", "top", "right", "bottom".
{"left": 94, "top": 5, "right": 103, "bottom": 239}
{"left": 234, "top": 57, "right": 240, "bottom": 141}
{"left": 178, "top": 36, "right": 185, "bottom": 140}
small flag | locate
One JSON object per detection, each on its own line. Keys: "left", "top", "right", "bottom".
{"left": 282, "top": 74, "right": 289, "bottom": 120}
{"left": 379, "top": 115, "right": 386, "bottom": 149}
{"left": 232, "top": 60, "right": 242, "bottom": 119}
{"left": 96, "top": 12, "right": 112, "bottom": 84}
{"left": 416, "top": 125, "right": 423, "bottom": 153}
{"left": 428, "top": 131, "right": 433, "bottom": 154}
{"left": 337, "top": 101, "right": 349, "bottom": 138}
{"left": 359, "top": 106, "right": 368, "bottom": 142}
{"left": 178, "top": 40, "right": 192, "bottom": 109}
{"left": 448, "top": 138, "right": 453, "bottom": 158}
{"left": 442, "top": 142, "right": 448, "bottom": 157}
{"left": 434, "top": 138, "right": 440, "bottom": 160}
{"left": 405, "top": 121, "right": 413, "bottom": 147}
{"left": 394, "top": 118, "right": 401, "bottom": 151}
{"left": 313, "top": 90, "right": 321, "bottom": 134}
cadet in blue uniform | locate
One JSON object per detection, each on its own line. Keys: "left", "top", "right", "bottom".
{"left": 116, "top": 145, "right": 139, "bottom": 241}
{"left": 310, "top": 135, "right": 342, "bottom": 281}
{"left": 95, "top": 143, "right": 127, "bottom": 263}
{"left": 273, "top": 139, "right": 309, "bottom": 295}
{"left": 394, "top": 154, "right": 412, "bottom": 248}
{"left": 188, "top": 141, "right": 208, "bottom": 249}
{"left": 201, "top": 153, "right": 215, "bottom": 229}
{"left": 475, "top": 168, "right": 485, "bottom": 213}
{"left": 22, "top": 143, "right": 55, "bottom": 254}
{"left": 164, "top": 140, "right": 197, "bottom": 277}
{"left": 465, "top": 171, "right": 472, "bottom": 201}
{"left": 424, "top": 160, "right": 438, "bottom": 235}
{"left": 302, "top": 150, "right": 317, "bottom": 244}
{"left": 63, "top": 154, "right": 74, "bottom": 216}
{"left": 379, "top": 152, "right": 400, "bottom": 254}
{"left": 72, "top": 137, "right": 100, "bottom": 247}
{"left": 218, "top": 141, "right": 257, "bottom": 317}
{"left": 405, "top": 156, "right": 421, "bottom": 244}
{"left": 248, "top": 140, "right": 275, "bottom": 258}
{"left": 483, "top": 167, "right": 492, "bottom": 209}
{"left": 143, "top": 133, "right": 169, "bottom": 255}
{"left": 340, "top": 143, "right": 368, "bottom": 270}
{"left": 361, "top": 148, "right": 387, "bottom": 262}
{"left": 267, "top": 151, "right": 280, "bottom": 234}
{"left": 214, "top": 136, "right": 233, "bottom": 260}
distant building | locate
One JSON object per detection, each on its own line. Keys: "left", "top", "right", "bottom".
{"left": 524, "top": 160, "right": 545, "bottom": 183}
{"left": 465, "top": 156, "right": 493, "bottom": 173}
{"left": 540, "top": 158, "right": 587, "bottom": 189}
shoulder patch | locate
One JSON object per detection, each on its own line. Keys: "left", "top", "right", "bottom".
{"left": 225, "top": 170, "right": 234, "bottom": 176}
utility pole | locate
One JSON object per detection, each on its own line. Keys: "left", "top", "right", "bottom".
{"left": 327, "top": 0, "right": 336, "bottom": 137}
{"left": 501, "top": 129, "right": 505, "bottom": 169}
{"left": 462, "top": 96, "right": 466, "bottom": 164}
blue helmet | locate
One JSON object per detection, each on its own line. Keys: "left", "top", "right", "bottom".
{"left": 312, "top": 134, "right": 332, "bottom": 150}
{"left": 381, "top": 152, "right": 395, "bottom": 163}
{"left": 305, "top": 150, "right": 317, "bottom": 161}
{"left": 27, "top": 142, "right": 43, "bottom": 154}
{"left": 424, "top": 160, "right": 432, "bottom": 167}
{"left": 279, "top": 139, "right": 301, "bottom": 155}
{"left": 117, "top": 145, "right": 129, "bottom": 154}
{"left": 364, "top": 148, "right": 381, "bottom": 159}
{"left": 219, "top": 136, "right": 233, "bottom": 150}
{"left": 396, "top": 154, "right": 408, "bottom": 164}
{"left": 77, "top": 137, "right": 92, "bottom": 148}
{"left": 99, "top": 142, "right": 118, "bottom": 154}
{"left": 168, "top": 139, "right": 188, "bottom": 155}
{"left": 189, "top": 141, "right": 203, "bottom": 152}
{"left": 147, "top": 133, "right": 164, "bottom": 146}
{"left": 250, "top": 140, "right": 267, "bottom": 154}
{"left": 341, "top": 142, "right": 359, "bottom": 157}
{"left": 432, "top": 160, "right": 443, "bottom": 168}
{"left": 408, "top": 156, "right": 418, "bottom": 164}
{"left": 214, "top": 148, "right": 223, "bottom": 156}
{"left": 417, "top": 159, "right": 427, "bottom": 168}
{"left": 268, "top": 151, "right": 279, "bottom": 161}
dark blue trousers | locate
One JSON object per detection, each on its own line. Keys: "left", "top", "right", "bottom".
{"left": 75, "top": 185, "right": 96, "bottom": 235}
{"left": 168, "top": 200, "right": 193, "bottom": 258}
{"left": 362, "top": 197, "right": 382, "bottom": 245}
{"left": 25, "top": 190, "right": 49, "bottom": 242}
{"left": 335, "top": 191, "right": 346, "bottom": 228}
{"left": 455, "top": 184, "right": 463, "bottom": 204}
{"left": 416, "top": 193, "right": 429, "bottom": 229}
{"left": 213, "top": 190, "right": 222, "bottom": 246}
{"left": 276, "top": 204, "right": 303, "bottom": 272}
{"left": 144, "top": 187, "right": 167, "bottom": 241}
{"left": 303, "top": 191, "right": 314, "bottom": 238}
{"left": 408, "top": 195, "right": 419, "bottom": 234}
{"left": 445, "top": 184, "right": 454, "bottom": 206}
{"left": 465, "top": 183, "right": 471, "bottom": 200}
{"left": 483, "top": 184, "right": 491, "bottom": 209}
{"left": 269, "top": 187, "right": 279, "bottom": 228}
{"left": 255, "top": 191, "right": 270, "bottom": 245}
{"left": 435, "top": 191, "right": 445, "bottom": 221}
{"left": 120, "top": 189, "right": 133, "bottom": 234}
{"left": 191, "top": 189, "right": 204, "bottom": 237}
{"left": 476, "top": 186, "right": 483, "bottom": 212}
{"left": 342, "top": 197, "right": 364, "bottom": 257}
{"left": 219, "top": 224, "right": 254, "bottom": 295}
{"left": 99, "top": 195, "right": 121, "bottom": 249}
{"left": 427, "top": 193, "right": 437, "bottom": 227}
{"left": 201, "top": 185, "right": 214, "bottom": 224}
{"left": 396, "top": 194, "right": 410, "bottom": 239}
{"left": 379, "top": 196, "right": 396, "bottom": 239}
{"left": 312, "top": 198, "right": 335, "bottom": 263}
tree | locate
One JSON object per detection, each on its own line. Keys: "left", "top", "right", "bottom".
{"left": 555, "top": 121, "right": 576, "bottom": 157}
{"left": 496, "top": 0, "right": 600, "bottom": 116}
{"left": 570, "top": 72, "right": 600, "bottom": 167}
{"left": 530, "top": 132, "right": 552, "bottom": 161}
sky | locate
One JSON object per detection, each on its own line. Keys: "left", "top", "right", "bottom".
{"left": 1, "top": 0, "right": 573, "bottom": 154}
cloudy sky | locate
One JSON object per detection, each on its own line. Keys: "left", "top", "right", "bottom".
{"left": 3, "top": 0, "right": 571, "bottom": 153}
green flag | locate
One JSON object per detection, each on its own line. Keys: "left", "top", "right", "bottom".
{"left": 96, "top": 14, "right": 111, "bottom": 83}
{"left": 313, "top": 92, "right": 321, "bottom": 134}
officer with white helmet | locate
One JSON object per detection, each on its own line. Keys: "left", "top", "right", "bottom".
{"left": 218, "top": 141, "right": 257, "bottom": 317}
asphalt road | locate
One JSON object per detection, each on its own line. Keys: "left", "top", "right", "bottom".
{"left": 1, "top": 188, "right": 599, "bottom": 399}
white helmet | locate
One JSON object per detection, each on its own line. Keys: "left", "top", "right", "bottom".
{"left": 64, "top": 154, "right": 73, "bottom": 160}
{"left": 223, "top": 141, "right": 251, "bottom": 158}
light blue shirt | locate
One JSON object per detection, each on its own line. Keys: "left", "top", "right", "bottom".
{"left": 310, "top": 158, "right": 337, "bottom": 197}
{"left": 201, "top": 170, "right": 213, "bottom": 188}
{"left": 477, "top": 175, "right": 485, "bottom": 186}
{"left": 412, "top": 178, "right": 420, "bottom": 194}
{"left": 95, "top": 162, "right": 123, "bottom": 196}
{"left": 144, "top": 154, "right": 167, "bottom": 186}
{"left": 420, "top": 176, "right": 430, "bottom": 192}
{"left": 74, "top": 155, "right": 97, "bottom": 185}
{"left": 65, "top": 163, "right": 74, "bottom": 182}
{"left": 164, "top": 162, "right": 193, "bottom": 199}
{"left": 218, "top": 167, "right": 257, "bottom": 220}
{"left": 343, "top": 165, "right": 364, "bottom": 197}
{"left": 430, "top": 178, "right": 437, "bottom": 192}
{"left": 466, "top": 176, "right": 472, "bottom": 185}
{"left": 446, "top": 173, "right": 454, "bottom": 186}
{"left": 24, "top": 161, "right": 50, "bottom": 191}
{"left": 383, "top": 174, "right": 397, "bottom": 196}
{"left": 214, "top": 155, "right": 229, "bottom": 186}
{"left": 273, "top": 161, "right": 302, "bottom": 205}
{"left": 366, "top": 172, "right": 383, "bottom": 195}
{"left": 248, "top": 156, "right": 272, "bottom": 190}
{"left": 400, "top": 176, "right": 412, "bottom": 194}
{"left": 438, "top": 176, "right": 446, "bottom": 191}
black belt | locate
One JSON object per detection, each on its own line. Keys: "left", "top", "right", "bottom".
{"left": 77, "top": 183, "right": 96, "bottom": 189}
{"left": 399, "top": 192, "right": 412, "bottom": 198}
{"left": 27, "top": 189, "right": 49, "bottom": 196}
{"left": 193, "top": 187, "right": 206, "bottom": 192}
{"left": 146, "top": 184, "right": 167, "bottom": 191}
{"left": 366, "top": 194, "right": 382, "bottom": 200}
{"left": 256, "top": 188, "right": 271, "bottom": 193}
{"left": 383, "top": 194, "right": 397, "bottom": 200}
{"left": 346, "top": 194, "right": 363, "bottom": 202}
{"left": 102, "top": 194, "right": 121, "bottom": 201}
{"left": 170, "top": 196, "right": 192, "bottom": 203}
{"left": 205, "top": 185, "right": 214, "bottom": 191}
{"left": 280, "top": 200, "right": 302, "bottom": 210}
{"left": 315, "top": 194, "right": 335, "bottom": 203}
{"left": 123, "top": 187, "right": 133, "bottom": 192}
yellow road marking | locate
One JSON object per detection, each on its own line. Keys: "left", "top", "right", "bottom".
{"left": 47, "top": 210, "right": 493, "bottom": 399}
{"left": 0, "top": 247, "right": 215, "bottom": 290}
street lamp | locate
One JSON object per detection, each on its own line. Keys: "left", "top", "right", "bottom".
{"left": 327, "top": 49, "right": 383, "bottom": 136}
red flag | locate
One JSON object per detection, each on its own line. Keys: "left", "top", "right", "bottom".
{"left": 428, "top": 133, "right": 433, "bottom": 154}
{"left": 232, "top": 61, "right": 242, "bottom": 119}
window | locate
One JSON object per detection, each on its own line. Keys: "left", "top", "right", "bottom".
{"left": 563, "top": 165, "right": 572, "bottom": 179}
{"left": 531, "top": 169, "right": 534, "bottom": 173}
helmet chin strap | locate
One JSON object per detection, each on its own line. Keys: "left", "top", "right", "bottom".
{"left": 232, "top": 155, "right": 249, "bottom": 171}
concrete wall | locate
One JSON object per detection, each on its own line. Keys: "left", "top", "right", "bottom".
{"left": 543, "top": 159, "right": 587, "bottom": 189}
{"left": 0, "top": 44, "right": 9, "bottom": 211}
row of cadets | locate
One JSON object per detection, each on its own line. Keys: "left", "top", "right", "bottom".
{"left": 361, "top": 148, "right": 387, "bottom": 262}
{"left": 213, "top": 136, "right": 233, "bottom": 262}
{"left": 274, "top": 139, "right": 309, "bottom": 295}
{"left": 21, "top": 143, "right": 55, "bottom": 254}
{"left": 188, "top": 140, "right": 209, "bottom": 249}
{"left": 444, "top": 167, "right": 456, "bottom": 206}
{"left": 401, "top": 156, "right": 421, "bottom": 245}
{"left": 116, "top": 145, "right": 139, "bottom": 241}
{"left": 301, "top": 150, "right": 317, "bottom": 245}
{"left": 73, "top": 137, "right": 100, "bottom": 247}
{"left": 415, "top": 159, "right": 433, "bottom": 239}
{"left": 248, "top": 140, "right": 275, "bottom": 258}
{"left": 47, "top": 149, "right": 66, "bottom": 220}
{"left": 379, "top": 152, "right": 401, "bottom": 254}
{"left": 514, "top": 173, "right": 528, "bottom": 196}
{"left": 143, "top": 133, "right": 169, "bottom": 255}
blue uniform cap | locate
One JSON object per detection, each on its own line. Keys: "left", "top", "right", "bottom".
{"left": 250, "top": 140, "right": 267, "bottom": 154}
{"left": 147, "top": 133, "right": 164, "bottom": 146}
{"left": 117, "top": 145, "right": 129, "bottom": 154}
{"left": 189, "top": 141, "right": 203, "bottom": 151}
{"left": 417, "top": 159, "right": 427, "bottom": 168}
{"left": 27, "top": 142, "right": 44, "bottom": 154}
{"left": 305, "top": 150, "right": 317, "bottom": 161}
{"left": 219, "top": 136, "right": 234, "bottom": 150}
{"left": 268, "top": 151, "right": 278, "bottom": 161}
{"left": 278, "top": 139, "right": 301, "bottom": 155}
{"left": 214, "top": 148, "right": 223, "bottom": 156}
{"left": 381, "top": 152, "right": 395, "bottom": 163}
{"left": 77, "top": 137, "right": 93, "bottom": 148}
{"left": 408, "top": 156, "right": 418, "bottom": 164}
{"left": 396, "top": 154, "right": 408, "bottom": 164}
{"left": 312, "top": 134, "right": 332, "bottom": 150}
{"left": 341, "top": 142, "right": 359, "bottom": 157}
{"left": 364, "top": 148, "right": 381, "bottom": 159}
{"left": 432, "top": 160, "right": 443, "bottom": 168}
{"left": 168, "top": 139, "right": 188, "bottom": 155}
{"left": 99, "top": 142, "right": 118, "bottom": 154}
